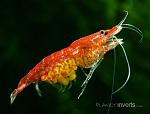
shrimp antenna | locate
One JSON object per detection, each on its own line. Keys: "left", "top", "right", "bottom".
{"left": 106, "top": 49, "right": 116, "bottom": 114}
{"left": 122, "top": 24, "right": 143, "bottom": 42}
{"left": 112, "top": 41, "right": 130, "bottom": 94}
{"left": 118, "top": 10, "right": 128, "bottom": 26}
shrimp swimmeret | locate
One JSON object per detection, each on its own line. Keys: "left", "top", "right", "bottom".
{"left": 10, "top": 11, "right": 143, "bottom": 104}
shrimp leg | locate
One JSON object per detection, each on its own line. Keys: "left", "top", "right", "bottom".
{"left": 81, "top": 58, "right": 104, "bottom": 87}
{"left": 35, "top": 82, "right": 42, "bottom": 97}
{"left": 81, "top": 68, "right": 88, "bottom": 77}
{"left": 78, "top": 58, "right": 104, "bottom": 99}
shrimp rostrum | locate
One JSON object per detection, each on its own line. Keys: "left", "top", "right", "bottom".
{"left": 10, "top": 11, "right": 143, "bottom": 104}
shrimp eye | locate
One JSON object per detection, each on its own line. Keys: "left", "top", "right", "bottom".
{"left": 100, "top": 30, "right": 108, "bottom": 35}
{"left": 100, "top": 30, "right": 105, "bottom": 35}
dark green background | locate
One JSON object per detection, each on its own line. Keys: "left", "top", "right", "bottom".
{"left": 0, "top": 0, "right": 149, "bottom": 114}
